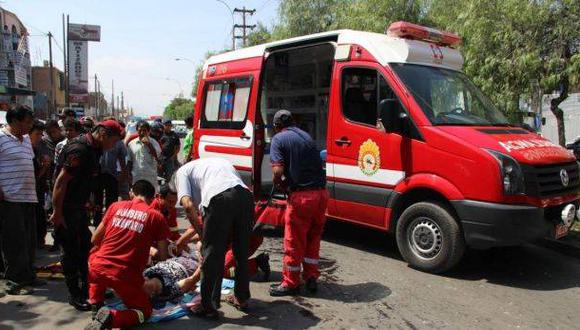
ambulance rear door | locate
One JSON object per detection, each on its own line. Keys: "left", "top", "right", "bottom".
{"left": 194, "top": 60, "right": 262, "bottom": 188}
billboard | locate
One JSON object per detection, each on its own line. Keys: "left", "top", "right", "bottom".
{"left": 68, "top": 40, "right": 88, "bottom": 103}
{"left": 68, "top": 24, "right": 101, "bottom": 41}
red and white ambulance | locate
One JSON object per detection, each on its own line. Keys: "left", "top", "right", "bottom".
{"left": 190, "top": 22, "right": 580, "bottom": 273}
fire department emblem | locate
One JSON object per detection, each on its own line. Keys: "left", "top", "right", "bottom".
{"left": 358, "top": 139, "right": 381, "bottom": 176}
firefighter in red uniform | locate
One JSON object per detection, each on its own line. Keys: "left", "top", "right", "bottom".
{"left": 85, "top": 180, "right": 170, "bottom": 330}
{"left": 150, "top": 184, "right": 181, "bottom": 242}
{"left": 268, "top": 110, "right": 329, "bottom": 296}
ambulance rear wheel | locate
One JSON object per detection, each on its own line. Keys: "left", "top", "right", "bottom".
{"left": 396, "top": 202, "right": 465, "bottom": 273}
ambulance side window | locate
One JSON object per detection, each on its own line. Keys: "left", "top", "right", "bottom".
{"left": 342, "top": 67, "right": 407, "bottom": 134}
{"left": 341, "top": 68, "right": 378, "bottom": 126}
{"left": 201, "top": 77, "right": 251, "bottom": 129}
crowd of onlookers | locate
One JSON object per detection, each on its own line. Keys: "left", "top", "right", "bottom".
{"left": 1, "top": 105, "right": 328, "bottom": 330}
{"left": 0, "top": 104, "right": 194, "bottom": 297}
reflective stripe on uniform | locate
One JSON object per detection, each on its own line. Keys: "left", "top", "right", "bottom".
{"left": 132, "top": 309, "right": 145, "bottom": 324}
{"left": 286, "top": 265, "right": 301, "bottom": 272}
{"left": 303, "top": 258, "right": 319, "bottom": 265}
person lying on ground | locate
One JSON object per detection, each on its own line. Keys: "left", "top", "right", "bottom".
{"left": 142, "top": 255, "right": 201, "bottom": 302}
{"left": 85, "top": 180, "right": 170, "bottom": 330}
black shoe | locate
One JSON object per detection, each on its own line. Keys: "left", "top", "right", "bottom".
{"left": 69, "top": 295, "right": 92, "bottom": 312}
{"left": 269, "top": 284, "right": 300, "bottom": 297}
{"left": 85, "top": 307, "right": 112, "bottom": 330}
{"left": 255, "top": 253, "right": 271, "bottom": 281}
{"left": 305, "top": 278, "right": 318, "bottom": 294}
{"left": 104, "top": 289, "right": 115, "bottom": 300}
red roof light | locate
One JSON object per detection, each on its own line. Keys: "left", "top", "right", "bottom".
{"left": 387, "top": 21, "right": 461, "bottom": 47}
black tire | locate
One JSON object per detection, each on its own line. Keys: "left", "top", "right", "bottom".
{"left": 396, "top": 201, "right": 465, "bottom": 273}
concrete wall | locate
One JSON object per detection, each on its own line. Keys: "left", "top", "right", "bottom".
{"left": 541, "top": 92, "right": 580, "bottom": 145}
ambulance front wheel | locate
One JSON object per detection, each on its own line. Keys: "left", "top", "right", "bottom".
{"left": 396, "top": 202, "right": 465, "bottom": 274}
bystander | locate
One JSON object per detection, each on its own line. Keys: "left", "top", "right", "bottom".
{"left": 0, "top": 105, "right": 44, "bottom": 295}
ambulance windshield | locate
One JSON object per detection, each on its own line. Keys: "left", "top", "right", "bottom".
{"left": 391, "top": 64, "right": 510, "bottom": 126}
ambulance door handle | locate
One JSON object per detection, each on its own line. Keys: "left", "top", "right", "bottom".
{"left": 335, "top": 137, "right": 351, "bottom": 146}
{"left": 240, "top": 133, "right": 251, "bottom": 140}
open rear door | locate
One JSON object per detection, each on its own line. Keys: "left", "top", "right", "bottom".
{"left": 193, "top": 62, "right": 262, "bottom": 189}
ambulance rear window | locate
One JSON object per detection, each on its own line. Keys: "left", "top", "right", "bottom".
{"left": 201, "top": 77, "right": 252, "bottom": 129}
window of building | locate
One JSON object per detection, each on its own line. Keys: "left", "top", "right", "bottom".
{"left": 201, "top": 77, "right": 251, "bottom": 129}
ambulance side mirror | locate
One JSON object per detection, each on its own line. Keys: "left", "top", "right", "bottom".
{"left": 379, "top": 99, "right": 407, "bottom": 134}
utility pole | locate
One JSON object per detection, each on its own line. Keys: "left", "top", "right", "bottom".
{"left": 111, "top": 79, "right": 115, "bottom": 118}
{"left": 94, "top": 74, "right": 98, "bottom": 119}
{"left": 64, "top": 14, "right": 70, "bottom": 107}
{"left": 62, "top": 14, "right": 68, "bottom": 109}
{"left": 233, "top": 7, "right": 256, "bottom": 47}
{"left": 48, "top": 32, "right": 55, "bottom": 119}
{"left": 121, "top": 91, "right": 124, "bottom": 115}
{"left": 97, "top": 79, "right": 101, "bottom": 118}
{"left": 117, "top": 95, "right": 120, "bottom": 118}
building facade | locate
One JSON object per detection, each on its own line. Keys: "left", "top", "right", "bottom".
{"left": 32, "top": 63, "right": 65, "bottom": 119}
{"left": 0, "top": 7, "right": 34, "bottom": 110}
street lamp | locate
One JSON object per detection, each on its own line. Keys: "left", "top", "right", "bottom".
{"left": 175, "top": 57, "right": 196, "bottom": 65}
{"left": 216, "top": 0, "right": 235, "bottom": 50}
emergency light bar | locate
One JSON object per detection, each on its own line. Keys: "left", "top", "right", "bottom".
{"left": 387, "top": 21, "right": 461, "bottom": 47}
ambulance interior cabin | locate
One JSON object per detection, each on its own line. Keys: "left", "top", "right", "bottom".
{"left": 259, "top": 42, "right": 335, "bottom": 187}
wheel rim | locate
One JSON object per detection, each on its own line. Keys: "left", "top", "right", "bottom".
{"left": 407, "top": 217, "right": 443, "bottom": 261}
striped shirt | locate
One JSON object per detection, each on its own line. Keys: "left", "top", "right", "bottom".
{"left": 0, "top": 128, "right": 38, "bottom": 203}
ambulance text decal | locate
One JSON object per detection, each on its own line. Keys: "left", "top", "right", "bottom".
{"left": 358, "top": 139, "right": 381, "bottom": 176}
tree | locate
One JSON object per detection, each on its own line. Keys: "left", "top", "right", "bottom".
{"left": 163, "top": 97, "right": 195, "bottom": 120}
{"left": 247, "top": 22, "right": 272, "bottom": 46}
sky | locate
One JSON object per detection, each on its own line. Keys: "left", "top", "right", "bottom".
{"left": 4, "top": 0, "right": 279, "bottom": 117}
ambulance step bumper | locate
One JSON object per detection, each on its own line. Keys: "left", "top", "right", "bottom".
{"left": 451, "top": 200, "right": 552, "bottom": 249}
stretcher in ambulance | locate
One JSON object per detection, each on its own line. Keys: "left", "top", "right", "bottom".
{"left": 191, "top": 22, "right": 580, "bottom": 273}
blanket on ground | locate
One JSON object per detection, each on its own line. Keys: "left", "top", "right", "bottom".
{"left": 107, "top": 279, "right": 235, "bottom": 323}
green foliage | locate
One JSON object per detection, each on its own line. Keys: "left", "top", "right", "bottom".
{"left": 247, "top": 22, "right": 272, "bottom": 47}
{"left": 163, "top": 97, "right": 195, "bottom": 120}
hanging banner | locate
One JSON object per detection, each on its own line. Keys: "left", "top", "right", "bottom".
{"left": 68, "top": 40, "right": 89, "bottom": 103}
{"left": 68, "top": 24, "right": 101, "bottom": 41}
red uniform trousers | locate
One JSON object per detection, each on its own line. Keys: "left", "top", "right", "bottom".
{"left": 282, "top": 189, "right": 329, "bottom": 288}
{"left": 88, "top": 269, "right": 152, "bottom": 328}
{"left": 224, "top": 234, "right": 263, "bottom": 278}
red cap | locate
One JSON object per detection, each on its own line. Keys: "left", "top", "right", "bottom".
{"left": 96, "top": 119, "right": 124, "bottom": 137}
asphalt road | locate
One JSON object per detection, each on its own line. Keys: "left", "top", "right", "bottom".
{"left": 1, "top": 214, "right": 579, "bottom": 330}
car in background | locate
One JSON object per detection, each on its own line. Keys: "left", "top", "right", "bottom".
{"left": 172, "top": 120, "right": 187, "bottom": 138}
{"left": 567, "top": 136, "right": 580, "bottom": 160}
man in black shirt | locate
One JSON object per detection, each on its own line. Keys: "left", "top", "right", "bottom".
{"left": 51, "top": 120, "right": 123, "bottom": 311}
{"left": 160, "top": 120, "right": 181, "bottom": 180}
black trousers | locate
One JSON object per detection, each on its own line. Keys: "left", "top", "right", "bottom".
{"left": 56, "top": 206, "right": 91, "bottom": 297}
{"left": 201, "top": 185, "right": 253, "bottom": 310}
{"left": 93, "top": 173, "right": 119, "bottom": 227}
{"left": 0, "top": 201, "right": 37, "bottom": 284}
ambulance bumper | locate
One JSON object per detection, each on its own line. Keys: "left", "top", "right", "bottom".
{"left": 451, "top": 200, "right": 555, "bottom": 249}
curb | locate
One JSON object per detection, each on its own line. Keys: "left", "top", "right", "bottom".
{"left": 537, "top": 232, "right": 580, "bottom": 260}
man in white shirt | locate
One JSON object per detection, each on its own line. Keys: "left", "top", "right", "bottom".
{"left": 169, "top": 157, "right": 253, "bottom": 319}
{"left": 0, "top": 105, "right": 42, "bottom": 295}
{"left": 127, "top": 120, "right": 161, "bottom": 191}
